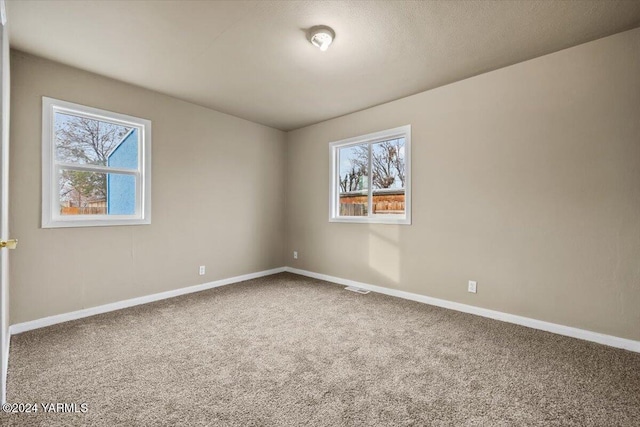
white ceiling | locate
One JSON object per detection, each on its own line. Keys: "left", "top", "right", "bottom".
{"left": 6, "top": 0, "right": 640, "bottom": 131}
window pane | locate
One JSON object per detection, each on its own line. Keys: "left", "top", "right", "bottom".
{"left": 59, "top": 169, "right": 136, "bottom": 216}
{"left": 371, "top": 138, "right": 405, "bottom": 215}
{"left": 55, "top": 112, "right": 137, "bottom": 168}
{"left": 338, "top": 144, "right": 369, "bottom": 216}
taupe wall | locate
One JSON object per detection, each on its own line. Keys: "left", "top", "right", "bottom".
{"left": 286, "top": 28, "right": 640, "bottom": 340}
{"left": 9, "top": 28, "right": 640, "bottom": 341}
{"left": 10, "top": 51, "right": 286, "bottom": 324}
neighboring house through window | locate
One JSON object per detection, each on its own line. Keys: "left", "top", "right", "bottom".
{"left": 107, "top": 129, "right": 138, "bottom": 215}
{"left": 329, "top": 125, "right": 411, "bottom": 224}
{"left": 42, "top": 97, "right": 151, "bottom": 228}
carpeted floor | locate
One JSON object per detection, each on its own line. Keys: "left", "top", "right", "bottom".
{"left": 2, "top": 272, "right": 639, "bottom": 426}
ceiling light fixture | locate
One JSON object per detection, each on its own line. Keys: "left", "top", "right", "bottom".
{"left": 309, "top": 25, "right": 335, "bottom": 52}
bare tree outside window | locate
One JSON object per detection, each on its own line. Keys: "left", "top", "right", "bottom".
{"left": 330, "top": 125, "right": 410, "bottom": 224}
{"left": 373, "top": 138, "right": 405, "bottom": 189}
{"left": 338, "top": 144, "right": 369, "bottom": 193}
{"left": 349, "top": 138, "right": 405, "bottom": 190}
{"left": 42, "top": 97, "right": 152, "bottom": 227}
{"left": 337, "top": 137, "right": 406, "bottom": 217}
{"left": 55, "top": 113, "right": 131, "bottom": 213}
{"left": 339, "top": 166, "right": 366, "bottom": 192}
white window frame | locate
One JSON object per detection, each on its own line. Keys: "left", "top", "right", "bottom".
{"left": 42, "top": 97, "right": 151, "bottom": 228}
{"left": 329, "top": 125, "right": 411, "bottom": 225}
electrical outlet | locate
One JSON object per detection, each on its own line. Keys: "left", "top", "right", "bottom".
{"left": 293, "top": 251, "right": 298, "bottom": 259}
{"left": 199, "top": 266, "right": 206, "bottom": 276}
{"left": 468, "top": 280, "right": 477, "bottom": 293}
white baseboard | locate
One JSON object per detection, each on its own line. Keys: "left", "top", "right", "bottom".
{"left": 9, "top": 267, "right": 286, "bottom": 335}
{"left": 285, "top": 267, "right": 640, "bottom": 353}
{"left": 8, "top": 265, "right": 639, "bottom": 354}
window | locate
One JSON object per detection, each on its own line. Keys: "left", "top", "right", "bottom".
{"left": 329, "top": 125, "right": 411, "bottom": 224}
{"left": 42, "top": 97, "right": 151, "bottom": 228}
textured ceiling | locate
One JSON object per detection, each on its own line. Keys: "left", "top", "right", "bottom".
{"left": 6, "top": 0, "right": 640, "bottom": 131}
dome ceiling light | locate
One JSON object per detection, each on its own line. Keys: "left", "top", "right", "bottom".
{"left": 308, "top": 25, "right": 335, "bottom": 52}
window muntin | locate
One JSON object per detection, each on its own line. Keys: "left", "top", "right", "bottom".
{"left": 42, "top": 97, "right": 151, "bottom": 228}
{"left": 330, "top": 125, "right": 411, "bottom": 224}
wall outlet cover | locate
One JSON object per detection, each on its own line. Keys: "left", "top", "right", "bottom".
{"left": 468, "top": 280, "right": 477, "bottom": 293}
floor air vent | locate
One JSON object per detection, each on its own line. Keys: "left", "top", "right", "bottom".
{"left": 345, "top": 286, "right": 370, "bottom": 294}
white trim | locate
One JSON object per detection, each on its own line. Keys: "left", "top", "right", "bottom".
{"left": 329, "top": 125, "right": 411, "bottom": 225}
{"left": 41, "top": 97, "right": 152, "bottom": 228}
{"left": 285, "top": 267, "right": 640, "bottom": 353}
{"left": 9, "top": 267, "right": 285, "bottom": 335}
{"left": 7, "top": 265, "right": 638, "bottom": 361}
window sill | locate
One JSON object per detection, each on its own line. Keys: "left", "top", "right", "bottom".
{"left": 329, "top": 216, "right": 411, "bottom": 225}
{"left": 42, "top": 217, "right": 151, "bottom": 228}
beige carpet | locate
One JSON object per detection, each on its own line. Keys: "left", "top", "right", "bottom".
{"left": 2, "top": 272, "right": 639, "bottom": 426}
